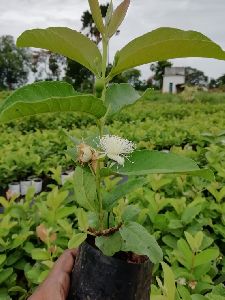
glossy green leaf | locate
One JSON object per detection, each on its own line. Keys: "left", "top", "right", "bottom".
{"left": 161, "top": 262, "right": 176, "bottom": 300}
{"left": 113, "top": 150, "right": 214, "bottom": 180}
{"left": 177, "top": 285, "right": 192, "bottom": 300}
{"left": 176, "top": 239, "right": 193, "bottom": 269}
{"left": 119, "top": 221, "right": 163, "bottom": 263}
{"left": 73, "top": 166, "right": 97, "bottom": 211}
{"left": 0, "top": 268, "right": 13, "bottom": 284}
{"left": 0, "top": 81, "right": 106, "bottom": 123}
{"left": 194, "top": 248, "right": 219, "bottom": 267}
{"left": 68, "top": 233, "right": 87, "bottom": 249}
{"left": 17, "top": 27, "right": 102, "bottom": 75}
{"left": 107, "top": 0, "right": 130, "bottom": 38}
{"left": 184, "top": 231, "right": 203, "bottom": 253}
{"left": 95, "top": 232, "right": 122, "bottom": 256}
{"left": 109, "top": 27, "right": 225, "bottom": 77}
{"left": 105, "top": 1, "right": 113, "bottom": 25}
{"left": 31, "top": 249, "right": 51, "bottom": 261}
{"left": 103, "top": 177, "right": 147, "bottom": 210}
{"left": 0, "top": 255, "right": 6, "bottom": 267}
{"left": 76, "top": 208, "right": 89, "bottom": 232}
{"left": 105, "top": 83, "right": 152, "bottom": 115}
{"left": 88, "top": 0, "right": 105, "bottom": 34}
{"left": 0, "top": 197, "right": 9, "bottom": 208}
{"left": 8, "top": 286, "right": 27, "bottom": 294}
{"left": 181, "top": 205, "right": 202, "bottom": 224}
{"left": 122, "top": 205, "right": 140, "bottom": 222}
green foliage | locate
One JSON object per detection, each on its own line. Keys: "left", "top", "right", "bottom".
{"left": 106, "top": 0, "right": 130, "bottom": 38}
{"left": 73, "top": 167, "right": 97, "bottom": 211}
{"left": 0, "top": 183, "right": 84, "bottom": 299}
{"left": 17, "top": 27, "right": 102, "bottom": 75}
{"left": 113, "top": 150, "right": 213, "bottom": 180}
{"left": 110, "top": 27, "right": 225, "bottom": 77}
{"left": 1, "top": 0, "right": 225, "bottom": 297}
{"left": 105, "top": 83, "right": 150, "bottom": 115}
{"left": 0, "top": 81, "right": 106, "bottom": 123}
{"left": 109, "top": 27, "right": 225, "bottom": 77}
{"left": 119, "top": 221, "right": 163, "bottom": 263}
{"left": 95, "top": 232, "right": 122, "bottom": 256}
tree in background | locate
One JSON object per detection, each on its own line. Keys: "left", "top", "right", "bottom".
{"left": 31, "top": 50, "right": 65, "bottom": 81}
{"left": 208, "top": 78, "right": 218, "bottom": 89}
{"left": 0, "top": 35, "right": 30, "bottom": 90}
{"left": 64, "top": 58, "right": 93, "bottom": 92}
{"left": 216, "top": 74, "right": 225, "bottom": 87}
{"left": 150, "top": 60, "right": 172, "bottom": 89}
{"left": 185, "top": 67, "right": 208, "bottom": 87}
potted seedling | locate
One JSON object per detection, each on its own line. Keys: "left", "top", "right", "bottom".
{"left": 31, "top": 177, "right": 43, "bottom": 194}
{"left": 0, "top": 0, "right": 225, "bottom": 298}
{"left": 20, "top": 179, "right": 32, "bottom": 196}
{"left": 61, "top": 171, "right": 74, "bottom": 185}
{"left": 8, "top": 181, "right": 20, "bottom": 196}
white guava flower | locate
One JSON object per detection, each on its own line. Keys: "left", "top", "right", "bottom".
{"left": 99, "top": 135, "right": 135, "bottom": 166}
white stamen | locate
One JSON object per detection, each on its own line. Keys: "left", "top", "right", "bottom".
{"left": 99, "top": 135, "right": 135, "bottom": 166}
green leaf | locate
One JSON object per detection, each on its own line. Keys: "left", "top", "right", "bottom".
{"left": 191, "top": 295, "right": 206, "bottom": 300}
{"left": 10, "top": 231, "right": 33, "bottom": 249}
{"left": 6, "top": 251, "right": 22, "bottom": 266}
{"left": 181, "top": 205, "right": 202, "bottom": 224}
{"left": 122, "top": 205, "right": 140, "bottom": 222}
{"left": 161, "top": 262, "right": 176, "bottom": 300}
{"left": 73, "top": 166, "right": 97, "bottom": 211}
{"left": 68, "top": 233, "right": 87, "bottom": 249}
{"left": 119, "top": 221, "right": 163, "bottom": 263}
{"left": 31, "top": 249, "right": 51, "bottom": 261}
{"left": 0, "top": 197, "right": 9, "bottom": 208}
{"left": 0, "top": 81, "right": 106, "bottom": 123}
{"left": 184, "top": 231, "right": 203, "bottom": 252}
{"left": 95, "top": 231, "right": 122, "bottom": 256}
{"left": 107, "top": 0, "right": 130, "bottom": 38}
{"left": 194, "top": 248, "right": 219, "bottom": 267}
{"left": 109, "top": 27, "right": 225, "bottom": 77}
{"left": 55, "top": 207, "right": 74, "bottom": 219}
{"left": 8, "top": 286, "right": 27, "bottom": 294}
{"left": 0, "top": 255, "right": 6, "bottom": 267}
{"left": 88, "top": 0, "right": 105, "bottom": 34}
{"left": 0, "top": 268, "right": 13, "bottom": 284}
{"left": 76, "top": 208, "right": 89, "bottom": 232}
{"left": 105, "top": 1, "right": 114, "bottom": 25}
{"left": 103, "top": 177, "right": 148, "bottom": 210}
{"left": 37, "top": 270, "right": 49, "bottom": 283}
{"left": 105, "top": 83, "right": 151, "bottom": 115}
{"left": 17, "top": 27, "right": 102, "bottom": 75}
{"left": 176, "top": 239, "right": 193, "bottom": 269}
{"left": 177, "top": 285, "right": 192, "bottom": 300}
{"left": 113, "top": 150, "right": 214, "bottom": 180}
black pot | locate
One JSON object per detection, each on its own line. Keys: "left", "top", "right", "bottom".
{"left": 67, "top": 241, "right": 153, "bottom": 300}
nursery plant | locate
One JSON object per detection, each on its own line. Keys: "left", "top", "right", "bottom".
{"left": 1, "top": 0, "right": 225, "bottom": 298}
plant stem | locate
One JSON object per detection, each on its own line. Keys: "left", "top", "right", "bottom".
{"left": 101, "top": 37, "right": 108, "bottom": 80}
{"left": 95, "top": 36, "right": 109, "bottom": 230}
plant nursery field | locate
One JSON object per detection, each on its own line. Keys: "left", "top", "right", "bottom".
{"left": 0, "top": 90, "right": 225, "bottom": 299}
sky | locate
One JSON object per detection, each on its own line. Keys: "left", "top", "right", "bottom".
{"left": 0, "top": 0, "right": 225, "bottom": 80}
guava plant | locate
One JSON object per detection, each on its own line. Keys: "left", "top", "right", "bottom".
{"left": 1, "top": 0, "right": 225, "bottom": 263}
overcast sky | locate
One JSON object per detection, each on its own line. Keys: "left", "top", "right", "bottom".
{"left": 1, "top": 0, "right": 225, "bottom": 80}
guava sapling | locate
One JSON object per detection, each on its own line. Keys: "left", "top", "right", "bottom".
{"left": 0, "top": 0, "right": 224, "bottom": 298}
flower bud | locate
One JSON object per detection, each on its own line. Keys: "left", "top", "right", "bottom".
{"left": 77, "top": 143, "right": 94, "bottom": 164}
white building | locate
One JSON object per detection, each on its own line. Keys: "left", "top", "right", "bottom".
{"left": 162, "top": 67, "right": 185, "bottom": 94}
